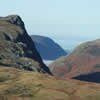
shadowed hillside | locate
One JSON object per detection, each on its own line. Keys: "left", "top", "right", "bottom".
{"left": 73, "top": 72, "right": 100, "bottom": 83}
{"left": 31, "top": 35, "right": 67, "bottom": 60}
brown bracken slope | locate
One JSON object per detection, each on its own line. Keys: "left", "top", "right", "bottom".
{"left": 49, "top": 39, "right": 100, "bottom": 82}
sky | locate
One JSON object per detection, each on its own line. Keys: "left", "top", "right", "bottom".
{"left": 0, "top": 0, "right": 100, "bottom": 50}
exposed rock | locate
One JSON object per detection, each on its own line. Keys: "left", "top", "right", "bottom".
{"left": 0, "top": 15, "right": 51, "bottom": 74}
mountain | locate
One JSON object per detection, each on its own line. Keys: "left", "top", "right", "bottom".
{"left": 0, "top": 66, "right": 100, "bottom": 100}
{"left": 0, "top": 15, "right": 100, "bottom": 100}
{"left": 0, "top": 15, "right": 51, "bottom": 74}
{"left": 31, "top": 35, "right": 67, "bottom": 60}
{"left": 49, "top": 39, "right": 100, "bottom": 82}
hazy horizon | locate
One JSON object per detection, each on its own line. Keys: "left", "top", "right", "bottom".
{"left": 1, "top": 0, "right": 100, "bottom": 50}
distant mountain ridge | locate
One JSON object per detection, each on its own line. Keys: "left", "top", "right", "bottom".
{"left": 31, "top": 35, "right": 67, "bottom": 60}
{"left": 49, "top": 39, "right": 100, "bottom": 83}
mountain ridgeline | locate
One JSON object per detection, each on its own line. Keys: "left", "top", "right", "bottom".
{"left": 0, "top": 15, "right": 100, "bottom": 100}
{"left": 49, "top": 39, "right": 100, "bottom": 83}
{"left": 31, "top": 35, "right": 67, "bottom": 60}
{"left": 0, "top": 15, "right": 51, "bottom": 74}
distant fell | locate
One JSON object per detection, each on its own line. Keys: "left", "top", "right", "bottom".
{"left": 49, "top": 39, "right": 100, "bottom": 82}
{"left": 31, "top": 35, "right": 67, "bottom": 60}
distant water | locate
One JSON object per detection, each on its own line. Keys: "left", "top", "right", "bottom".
{"left": 43, "top": 60, "right": 54, "bottom": 66}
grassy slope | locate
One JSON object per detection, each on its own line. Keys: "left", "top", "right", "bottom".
{"left": 0, "top": 67, "right": 100, "bottom": 100}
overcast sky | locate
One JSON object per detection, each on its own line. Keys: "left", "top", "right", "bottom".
{"left": 1, "top": 0, "right": 100, "bottom": 50}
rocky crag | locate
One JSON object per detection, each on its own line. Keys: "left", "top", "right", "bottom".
{"left": 0, "top": 15, "right": 51, "bottom": 74}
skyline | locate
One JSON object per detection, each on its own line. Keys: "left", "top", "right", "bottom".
{"left": 1, "top": 0, "right": 100, "bottom": 50}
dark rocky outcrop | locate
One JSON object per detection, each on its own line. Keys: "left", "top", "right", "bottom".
{"left": 0, "top": 15, "right": 51, "bottom": 74}
{"left": 31, "top": 35, "right": 67, "bottom": 60}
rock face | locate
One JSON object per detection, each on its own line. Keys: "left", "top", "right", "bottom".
{"left": 31, "top": 35, "right": 67, "bottom": 60}
{"left": 0, "top": 15, "right": 51, "bottom": 74}
{"left": 49, "top": 39, "right": 100, "bottom": 82}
